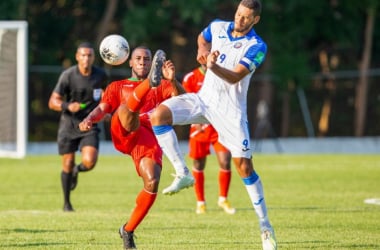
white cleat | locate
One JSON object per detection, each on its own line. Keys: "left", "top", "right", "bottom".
{"left": 217, "top": 200, "right": 236, "bottom": 215}
{"left": 162, "top": 174, "right": 195, "bottom": 195}
{"left": 261, "top": 228, "right": 277, "bottom": 250}
{"left": 196, "top": 203, "right": 206, "bottom": 214}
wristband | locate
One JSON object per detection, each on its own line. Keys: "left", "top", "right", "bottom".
{"left": 61, "top": 102, "right": 69, "bottom": 111}
{"left": 80, "top": 103, "right": 87, "bottom": 109}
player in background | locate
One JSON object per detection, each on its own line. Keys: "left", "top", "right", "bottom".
{"left": 48, "top": 42, "right": 108, "bottom": 212}
{"left": 182, "top": 65, "right": 235, "bottom": 215}
{"left": 79, "top": 47, "right": 194, "bottom": 249}
{"left": 150, "top": 0, "right": 277, "bottom": 249}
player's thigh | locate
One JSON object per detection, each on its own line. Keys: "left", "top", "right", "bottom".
{"left": 131, "top": 126, "right": 163, "bottom": 176}
{"left": 211, "top": 116, "right": 252, "bottom": 158}
{"left": 163, "top": 93, "right": 208, "bottom": 125}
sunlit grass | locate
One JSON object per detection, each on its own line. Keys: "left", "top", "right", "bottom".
{"left": 0, "top": 154, "right": 379, "bottom": 249}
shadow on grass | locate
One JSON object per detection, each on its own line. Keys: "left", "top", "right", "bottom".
{"left": 1, "top": 228, "right": 66, "bottom": 234}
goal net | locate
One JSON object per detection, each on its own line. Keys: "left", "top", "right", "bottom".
{"left": 0, "top": 21, "right": 28, "bottom": 158}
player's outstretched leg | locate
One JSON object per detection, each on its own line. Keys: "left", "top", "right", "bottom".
{"left": 152, "top": 125, "right": 195, "bottom": 195}
{"left": 148, "top": 50, "right": 166, "bottom": 87}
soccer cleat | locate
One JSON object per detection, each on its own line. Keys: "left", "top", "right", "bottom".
{"left": 261, "top": 228, "right": 277, "bottom": 250}
{"left": 63, "top": 203, "right": 74, "bottom": 212}
{"left": 217, "top": 200, "right": 236, "bottom": 215}
{"left": 148, "top": 49, "right": 166, "bottom": 87}
{"left": 119, "top": 225, "right": 137, "bottom": 249}
{"left": 162, "top": 173, "right": 195, "bottom": 195}
{"left": 196, "top": 203, "right": 206, "bottom": 214}
{"left": 70, "top": 165, "right": 79, "bottom": 190}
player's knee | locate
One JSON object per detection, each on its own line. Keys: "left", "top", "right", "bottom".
{"left": 144, "top": 177, "right": 160, "bottom": 193}
{"left": 150, "top": 105, "right": 172, "bottom": 126}
{"left": 82, "top": 157, "right": 98, "bottom": 170}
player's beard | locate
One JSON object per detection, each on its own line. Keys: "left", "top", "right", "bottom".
{"left": 234, "top": 20, "right": 255, "bottom": 34}
{"left": 132, "top": 68, "right": 149, "bottom": 80}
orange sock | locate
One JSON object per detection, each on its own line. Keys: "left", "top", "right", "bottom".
{"left": 127, "top": 79, "right": 150, "bottom": 112}
{"left": 219, "top": 169, "right": 231, "bottom": 198}
{"left": 193, "top": 168, "right": 205, "bottom": 202}
{"left": 125, "top": 189, "right": 157, "bottom": 232}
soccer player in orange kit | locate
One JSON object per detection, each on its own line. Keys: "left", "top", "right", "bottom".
{"left": 182, "top": 65, "right": 235, "bottom": 215}
{"left": 79, "top": 47, "right": 194, "bottom": 249}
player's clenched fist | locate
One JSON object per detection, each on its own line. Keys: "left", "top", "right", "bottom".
{"left": 206, "top": 50, "right": 220, "bottom": 69}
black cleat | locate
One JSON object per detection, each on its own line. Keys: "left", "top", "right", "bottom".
{"left": 148, "top": 50, "right": 166, "bottom": 87}
{"left": 63, "top": 203, "right": 74, "bottom": 212}
{"left": 119, "top": 225, "right": 136, "bottom": 249}
{"left": 71, "top": 165, "right": 79, "bottom": 190}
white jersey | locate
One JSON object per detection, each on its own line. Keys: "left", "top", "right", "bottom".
{"left": 162, "top": 19, "right": 267, "bottom": 158}
{"left": 198, "top": 19, "right": 267, "bottom": 119}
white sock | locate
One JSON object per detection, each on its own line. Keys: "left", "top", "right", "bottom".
{"left": 197, "top": 201, "right": 206, "bottom": 206}
{"left": 244, "top": 177, "right": 272, "bottom": 230}
{"left": 218, "top": 196, "right": 227, "bottom": 203}
{"left": 155, "top": 128, "right": 189, "bottom": 176}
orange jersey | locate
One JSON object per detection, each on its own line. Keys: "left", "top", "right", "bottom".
{"left": 182, "top": 66, "right": 205, "bottom": 93}
{"left": 101, "top": 78, "right": 175, "bottom": 168}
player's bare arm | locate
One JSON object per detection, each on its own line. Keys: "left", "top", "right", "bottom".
{"left": 197, "top": 33, "right": 211, "bottom": 65}
{"left": 79, "top": 103, "right": 110, "bottom": 131}
{"left": 207, "top": 51, "right": 250, "bottom": 84}
{"left": 48, "top": 92, "right": 82, "bottom": 113}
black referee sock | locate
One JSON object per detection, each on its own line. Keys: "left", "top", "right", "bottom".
{"left": 61, "top": 171, "right": 72, "bottom": 204}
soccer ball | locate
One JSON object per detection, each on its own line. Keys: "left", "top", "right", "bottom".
{"left": 99, "top": 34, "right": 130, "bottom": 65}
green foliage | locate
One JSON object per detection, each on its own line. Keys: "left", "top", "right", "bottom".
{"left": 0, "top": 0, "right": 26, "bottom": 19}
{"left": 120, "top": 0, "right": 220, "bottom": 50}
{"left": 0, "top": 154, "right": 380, "bottom": 249}
{"left": 4, "top": 0, "right": 380, "bottom": 139}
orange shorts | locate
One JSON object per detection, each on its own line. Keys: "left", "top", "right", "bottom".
{"left": 188, "top": 125, "right": 229, "bottom": 160}
{"left": 110, "top": 114, "right": 162, "bottom": 175}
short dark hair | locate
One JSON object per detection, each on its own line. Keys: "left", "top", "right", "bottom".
{"left": 77, "top": 42, "right": 93, "bottom": 49}
{"left": 240, "top": 0, "right": 262, "bottom": 15}
{"left": 131, "top": 46, "right": 152, "bottom": 58}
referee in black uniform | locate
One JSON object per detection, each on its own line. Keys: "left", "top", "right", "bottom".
{"left": 48, "top": 42, "right": 108, "bottom": 211}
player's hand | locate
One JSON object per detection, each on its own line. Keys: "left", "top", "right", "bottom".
{"left": 68, "top": 102, "right": 82, "bottom": 113}
{"left": 79, "top": 119, "right": 93, "bottom": 131}
{"left": 162, "top": 60, "right": 176, "bottom": 81}
{"left": 207, "top": 50, "right": 220, "bottom": 69}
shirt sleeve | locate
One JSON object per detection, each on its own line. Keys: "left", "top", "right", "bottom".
{"left": 101, "top": 82, "right": 120, "bottom": 112}
{"left": 53, "top": 70, "right": 69, "bottom": 96}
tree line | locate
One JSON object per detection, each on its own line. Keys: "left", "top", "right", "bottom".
{"left": 1, "top": 0, "right": 379, "bottom": 140}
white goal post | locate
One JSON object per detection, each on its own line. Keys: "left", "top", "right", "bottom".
{"left": 0, "top": 21, "right": 28, "bottom": 158}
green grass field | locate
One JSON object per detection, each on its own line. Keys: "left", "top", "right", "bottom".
{"left": 0, "top": 154, "right": 379, "bottom": 249}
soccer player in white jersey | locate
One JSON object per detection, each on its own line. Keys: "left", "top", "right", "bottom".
{"left": 150, "top": 0, "right": 277, "bottom": 249}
